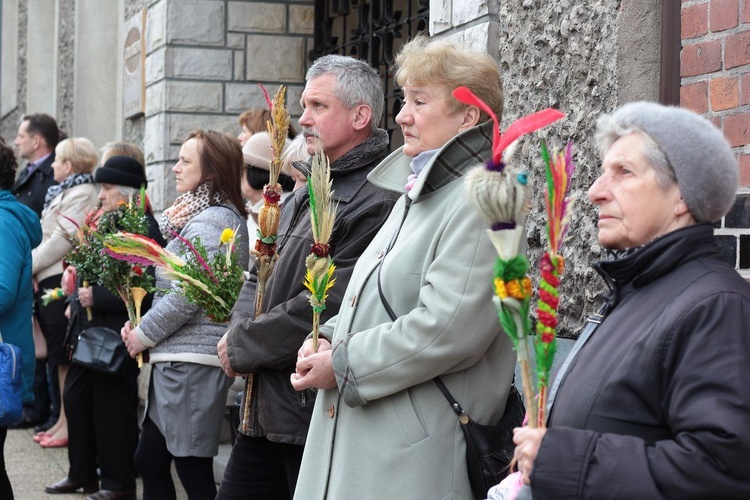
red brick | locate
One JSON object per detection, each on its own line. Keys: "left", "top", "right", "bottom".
{"left": 742, "top": 72, "right": 750, "bottom": 105}
{"left": 711, "top": 115, "right": 723, "bottom": 129}
{"left": 740, "top": 154, "right": 750, "bottom": 186}
{"left": 683, "top": 3, "right": 709, "bottom": 38}
{"left": 710, "top": 0, "right": 739, "bottom": 31}
{"left": 710, "top": 76, "right": 740, "bottom": 110}
{"left": 724, "top": 111, "right": 750, "bottom": 146}
{"left": 743, "top": 0, "right": 750, "bottom": 22}
{"left": 681, "top": 81, "right": 710, "bottom": 112}
{"left": 726, "top": 30, "right": 750, "bottom": 69}
{"left": 681, "top": 40, "right": 723, "bottom": 76}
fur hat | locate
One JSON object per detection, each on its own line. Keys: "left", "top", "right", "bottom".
{"left": 242, "top": 133, "right": 291, "bottom": 176}
{"left": 94, "top": 155, "right": 147, "bottom": 189}
{"left": 611, "top": 101, "right": 737, "bottom": 222}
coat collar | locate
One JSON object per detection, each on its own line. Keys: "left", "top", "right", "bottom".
{"left": 292, "top": 129, "right": 390, "bottom": 204}
{"left": 367, "top": 121, "right": 493, "bottom": 201}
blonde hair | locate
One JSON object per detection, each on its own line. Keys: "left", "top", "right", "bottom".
{"left": 56, "top": 137, "right": 98, "bottom": 174}
{"left": 101, "top": 142, "right": 144, "bottom": 166}
{"left": 394, "top": 35, "right": 504, "bottom": 122}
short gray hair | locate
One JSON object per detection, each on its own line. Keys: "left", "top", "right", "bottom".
{"left": 594, "top": 115, "right": 676, "bottom": 190}
{"left": 306, "top": 55, "right": 384, "bottom": 131}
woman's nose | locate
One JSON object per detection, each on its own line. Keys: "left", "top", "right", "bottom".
{"left": 587, "top": 175, "right": 608, "bottom": 204}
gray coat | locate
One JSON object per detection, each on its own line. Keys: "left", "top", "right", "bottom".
{"left": 137, "top": 204, "right": 249, "bottom": 366}
{"left": 295, "top": 122, "right": 517, "bottom": 500}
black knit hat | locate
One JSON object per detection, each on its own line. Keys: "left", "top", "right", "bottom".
{"left": 94, "top": 155, "right": 147, "bottom": 189}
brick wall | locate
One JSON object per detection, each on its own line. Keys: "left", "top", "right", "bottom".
{"left": 681, "top": 0, "right": 750, "bottom": 278}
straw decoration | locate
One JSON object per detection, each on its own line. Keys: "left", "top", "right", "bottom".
{"left": 303, "top": 150, "right": 337, "bottom": 351}
{"left": 454, "top": 86, "right": 565, "bottom": 428}
{"left": 534, "top": 141, "right": 576, "bottom": 427}
{"left": 242, "top": 84, "right": 291, "bottom": 433}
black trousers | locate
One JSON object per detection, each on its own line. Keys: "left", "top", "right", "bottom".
{"left": 216, "top": 434, "right": 304, "bottom": 500}
{"left": 63, "top": 359, "right": 140, "bottom": 491}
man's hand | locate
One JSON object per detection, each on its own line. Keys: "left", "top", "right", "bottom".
{"left": 290, "top": 338, "right": 336, "bottom": 391}
{"left": 121, "top": 320, "right": 147, "bottom": 358}
{"left": 217, "top": 332, "right": 239, "bottom": 377}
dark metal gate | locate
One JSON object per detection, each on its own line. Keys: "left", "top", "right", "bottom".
{"left": 311, "top": 0, "right": 430, "bottom": 149}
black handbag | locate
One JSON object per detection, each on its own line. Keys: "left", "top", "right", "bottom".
{"left": 72, "top": 326, "right": 129, "bottom": 376}
{"left": 435, "top": 377, "right": 525, "bottom": 500}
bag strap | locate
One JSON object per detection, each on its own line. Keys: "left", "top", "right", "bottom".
{"left": 545, "top": 303, "right": 608, "bottom": 415}
{"left": 374, "top": 197, "right": 489, "bottom": 424}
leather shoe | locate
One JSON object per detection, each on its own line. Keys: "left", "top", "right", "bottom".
{"left": 7, "top": 413, "right": 44, "bottom": 429}
{"left": 86, "top": 490, "right": 136, "bottom": 500}
{"left": 44, "top": 477, "right": 99, "bottom": 494}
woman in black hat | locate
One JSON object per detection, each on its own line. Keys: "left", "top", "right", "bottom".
{"left": 45, "top": 146, "right": 166, "bottom": 500}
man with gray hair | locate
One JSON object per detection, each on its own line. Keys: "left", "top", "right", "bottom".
{"left": 216, "top": 55, "right": 398, "bottom": 499}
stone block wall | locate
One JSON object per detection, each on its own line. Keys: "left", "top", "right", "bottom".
{"left": 681, "top": 0, "right": 750, "bottom": 278}
{"left": 135, "top": 0, "right": 313, "bottom": 211}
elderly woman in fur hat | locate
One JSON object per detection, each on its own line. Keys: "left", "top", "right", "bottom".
{"left": 510, "top": 102, "right": 750, "bottom": 500}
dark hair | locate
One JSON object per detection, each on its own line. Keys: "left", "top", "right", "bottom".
{"left": 245, "top": 167, "right": 294, "bottom": 192}
{"left": 22, "top": 113, "right": 60, "bottom": 149}
{"left": 186, "top": 130, "right": 248, "bottom": 217}
{"left": 0, "top": 141, "right": 19, "bottom": 190}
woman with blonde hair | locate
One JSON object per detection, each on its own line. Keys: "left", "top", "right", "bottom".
{"left": 292, "top": 36, "right": 516, "bottom": 499}
{"left": 33, "top": 137, "right": 99, "bottom": 449}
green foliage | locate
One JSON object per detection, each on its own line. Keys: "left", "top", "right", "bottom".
{"left": 65, "top": 199, "right": 154, "bottom": 298}
{"left": 173, "top": 232, "right": 244, "bottom": 323}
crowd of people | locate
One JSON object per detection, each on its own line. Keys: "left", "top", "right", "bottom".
{"left": 1, "top": 33, "right": 749, "bottom": 500}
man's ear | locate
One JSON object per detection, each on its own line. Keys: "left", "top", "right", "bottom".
{"left": 31, "top": 134, "right": 42, "bottom": 151}
{"left": 351, "top": 104, "right": 373, "bottom": 132}
{"left": 457, "top": 105, "right": 480, "bottom": 133}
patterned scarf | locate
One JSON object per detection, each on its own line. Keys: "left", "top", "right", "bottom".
{"left": 43, "top": 173, "right": 96, "bottom": 210}
{"left": 159, "top": 183, "right": 225, "bottom": 240}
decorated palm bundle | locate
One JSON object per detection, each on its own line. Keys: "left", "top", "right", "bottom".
{"left": 454, "top": 86, "right": 565, "bottom": 428}
{"left": 241, "top": 83, "right": 291, "bottom": 432}
{"left": 302, "top": 150, "right": 337, "bottom": 351}
{"left": 534, "top": 141, "right": 576, "bottom": 427}
{"left": 103, "top": 227, "right": 243, "bottom": 323}
{"left": 253, "top": 84, "right": 291, "bottom": 316}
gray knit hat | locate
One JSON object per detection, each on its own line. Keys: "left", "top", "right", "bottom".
{"left": 611, "top": 101, "right": 737, "bottom": 222}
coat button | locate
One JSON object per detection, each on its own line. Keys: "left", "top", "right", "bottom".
{"left": 328, "top": 405, "right": 335, "bottom": 418}
{"left": 376, "top": 250, "right": 385, "bottom": 259}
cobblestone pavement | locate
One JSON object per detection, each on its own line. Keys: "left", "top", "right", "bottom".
{"left": 5, "top": 427, "right": 191, "bottom": 500}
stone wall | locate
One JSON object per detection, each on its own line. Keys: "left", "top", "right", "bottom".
{"left": 140, "top": 0, "right": 313, "bottom": 212}
{"left": 495, "top": 0, "right": 655, "bottom": 336}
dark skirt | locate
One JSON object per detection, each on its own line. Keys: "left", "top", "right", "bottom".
{"left": 36, "top": 274, "right": 70, "bottom": 367}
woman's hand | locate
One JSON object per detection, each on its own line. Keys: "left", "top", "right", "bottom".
{"left": 78, "top": 286, "right": 93, "bottom": 308}
{"left": 121, "top": 320, "right": 147, "bottom": 357}
{"left": 290, "top": 338, "right": 335, "bottom": 391}
{"left": 513, "top": 427, "right": 547, "bottom": 485}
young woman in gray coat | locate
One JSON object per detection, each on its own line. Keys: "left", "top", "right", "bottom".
{"left": 121, "top": 130, "right": 249, "bottom": 500}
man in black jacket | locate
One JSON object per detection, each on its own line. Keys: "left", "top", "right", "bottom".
{"left": 9, "top": 113, "right": 61, "bottom": 430}
{"left": 216, "top": 56, "right": 398, "bottom": 499}
{"left": 13, "top": 113, "right": 60, "bottom": 217}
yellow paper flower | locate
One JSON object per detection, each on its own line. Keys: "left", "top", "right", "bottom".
{"left": 220, "top": 228, "right": 235, "bottom": 245}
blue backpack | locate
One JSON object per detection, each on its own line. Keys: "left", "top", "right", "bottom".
{"left": 0, "top": 340, "right": 23, "bottom": 426}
